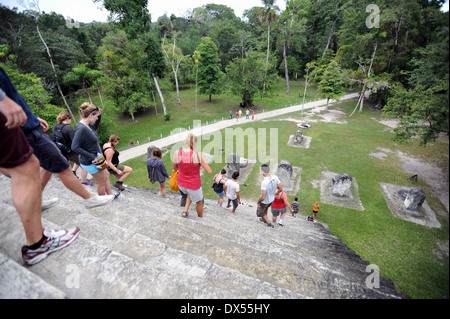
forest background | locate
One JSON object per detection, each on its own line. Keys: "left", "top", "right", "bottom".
{"left": 0, "top": 0, "right": 448, "bottom": 147}
{"left": 0, "top": 0, "right": 449, "bottom": 299}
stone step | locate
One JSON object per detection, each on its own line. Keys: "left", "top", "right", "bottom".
{"left": 0, "top": 175, "right": 407, "bottom": 298}
{"left": 0, "top": 251, "right": 66, "bottom": 299}
{"left": 41, "top": 179, "right": 404, "bottom": 298}
{"left": 0, "top": 201, "right": 306, "bottom": 299}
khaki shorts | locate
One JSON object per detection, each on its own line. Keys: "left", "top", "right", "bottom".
{"left": 256, "top": 202, "right": 272, "bottom": 218}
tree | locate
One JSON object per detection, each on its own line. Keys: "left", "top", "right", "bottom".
{"left": 97, "top": 0, "right": 150, "bottom": 39}
{"left": 144, "top": 34, "right": 167, "bottom": 115}
{"left": 25, "top": 0, "right": 73, "bottom": 118}
{"left": 194, "top": 37, "right": 222, "bottom": 102}
{"left": 301, "top": 61, "right": 316, "bottom": 114}
{"left": 318, "top": 59, "right": 345, "bottom": 110}
{"left": 162, "top": 30, "right": 184, "bottom": 105}
{"left": 383, "top": 31, "right": 449, "bottom": 145}
{"left": 63, "top": 63, "right": 100, "bottom": 103}
{"left": 226, "top": 51, "right": 278, "bottom": 107}
{"left": 259, "top": 0, "right": 279, "bottom": 94}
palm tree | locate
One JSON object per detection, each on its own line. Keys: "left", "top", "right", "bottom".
{"left": 259, "top": 0, "right": 279, "bottom": 94}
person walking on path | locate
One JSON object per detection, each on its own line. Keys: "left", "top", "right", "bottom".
{"left": 52, "top": 111, "right": 92, "bottom": 186}
{"left": 147, "top": 147, "right": 169, "bottom": 198}
{"left": 0, "top": 84, "right": 80, "bottom": 266}
{"left": 172, "top": 133, "right": 212, "bottom": 218}
{"left": 271, "top": 188, "right": 294, "bottom": 226}
{"left": 103, "top": 134, "right": 133, "bottom": 191}
{"left": 72, "top": 103, "right": 119, "bottom": 199}
{"left": 291, "top": 197, "right": 299, "bottom": 217}
{"left": 213, "top": 168, "right": 227, "bottom": 207}
{"left": 225, "top": 171, "right": 240, "bottom": 213}
{"left": 0, "top": 67, "right": 114, "bottom": 210}
{"left": 252, "top": 110, "right": 255, "bottom": 120}
{"left": 256, "top": 164, "right": 282, "bottom": 228}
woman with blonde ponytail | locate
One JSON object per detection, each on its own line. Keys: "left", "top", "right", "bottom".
{"left": 72, "top": 103, "right": 119, "bottom": 199}
{"left": 172, "top": 133, "right": 212, "bottom": 218}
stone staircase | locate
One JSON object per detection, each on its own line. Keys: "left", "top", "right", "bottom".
{"left": 0, "top": 175, "right": 408, "bottom": 299}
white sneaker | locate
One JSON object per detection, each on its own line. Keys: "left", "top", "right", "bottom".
{"left": 22, "top": 227, "right": 80, "bottom": 265}
{"left": 84, "top": 194, "right": 115, "bottom": 209}
{"left": 41, "top": 198, "right": 59, "bottom": 211}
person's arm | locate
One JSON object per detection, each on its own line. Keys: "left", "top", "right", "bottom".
{"left": 200, "top": 153, "right": 212, "bottom": 174}
{"left": 161, "top": 159, "right": 169, "bottom": 178}
{"left": 37, "top": 117, "right": 49, "bottom": 132}
{"left": 172, "top": 150, "right": 180, "bottom": 171}
{"left": 91, "top": 110, "right": 102, "bottom": 131}
{"left": 283, "top": 193, "right": 293, "bottom": 212}
{"left": 104, "top": 147, "right": 122, "bottom": 175}
{"left": 257, "top": 190, "right": 267, "bottom": 205}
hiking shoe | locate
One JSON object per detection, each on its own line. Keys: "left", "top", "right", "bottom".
{"left": 267, "top": 223, "right": 274, "bottom": 228}
{"left": 84, "top": 194, "right": 114, "bottom": 209}
{"left": 278, "top": 221, "right": 284, "bottom": 226}
{"left": 41, "top": 198, "right": 59, "bottom": 211}
{"left": 21, "top": 227, "right": 80, "bottom": 266}
{"left": 113, "top": 192, "right": 120, "bottom": 200}
{"left": 113, "top": 181, "right": 125, "bottom": 191}
{"left": 82, "top": 181, "right": 94, "bottom": 186}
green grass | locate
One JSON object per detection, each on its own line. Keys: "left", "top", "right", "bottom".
{"left": 107, "top": 79, "right": 448, "bottom": 299}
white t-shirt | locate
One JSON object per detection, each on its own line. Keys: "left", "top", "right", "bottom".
{"left": 225, "top": 179, "right": 240, "bottom": 200}
{"left": 260, "top": 175, "right": 281, "bottom": 204}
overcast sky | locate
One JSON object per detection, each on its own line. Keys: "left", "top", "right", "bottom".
{"left": 1, "top": 0, "right": 448, "bottom": 23}
{"left": 1, "top": 0, "right": 288, "bottom": 23}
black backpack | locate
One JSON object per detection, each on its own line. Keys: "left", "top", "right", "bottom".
{"left": 50, "top": 124, "right": 71, "bottom": 153}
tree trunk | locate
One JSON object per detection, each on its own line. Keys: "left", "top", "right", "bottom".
{"left": 35, "top": 21, "right": 74, "bottom": 119}
{"left": 195, "top": 64, "right": 198, "bottom": 113}
{"left": 283, "top": 41, "right": 290, "bottom": 95}
{"left": 153, "top": 75, "right": 166, "bottom": 116}
{"left": 97, "top": 87, "right": 104, "bottom": 108}
{"left": 263, "top": 24, "right": 271, "bottom": 94}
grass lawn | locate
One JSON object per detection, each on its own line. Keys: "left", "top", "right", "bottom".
{"left": 106, "top": 79, "right": 448, "bottom": 299}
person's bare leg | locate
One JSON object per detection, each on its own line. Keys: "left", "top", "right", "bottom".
{"left": 183, "top": 196, "right": 191, "bottom": 217}
{"left": 159, "top": 182, "right": 166, "bottom": 198}
{"left": 117, "top": 166, "right": 133, "bottom": 183}
{"left": 55, "top": 167, "right": 92, "bottom": 199}
{"left": 0, "top": 155, "right": 43, "bottom": 245}
{"left": 196, "top": 200, "right": 203, "bottom": 218}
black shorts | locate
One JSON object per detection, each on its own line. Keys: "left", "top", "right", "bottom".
{"left": 25, "top": 127, "right": 70, "bottom": 173}
{"left": 0, "top": 112, "right": 34, "bottom": 168}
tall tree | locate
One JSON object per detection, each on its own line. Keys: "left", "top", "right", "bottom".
{"left": 63, "top": 63, "right": 100, "bottom": 103}
{"left": 143, "top": 34, "right": 167, "bottom": 115}
{"left": 259, "top": 0, "right": 279, "bottom": 94}
{"left": 26, "top": 0, "right": 73, "bottom": 118}
{"left": 194, "top": 37, "right": 222, "bottom": 102}
{"left": 226, "top": 51, "right": 278, "bottom": 107}
{"left": 162, "top": 30, "right": 184, "bottom": 105}
{"left": 318, "top": 59, "right": 345, "bottom": 110}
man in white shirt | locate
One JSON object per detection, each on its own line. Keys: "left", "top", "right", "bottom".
{"left": 225, "top": 171, "right": 240, "bottom": 213}
{"left": 257, "top": 164, "right": 282, "bottom": 228}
